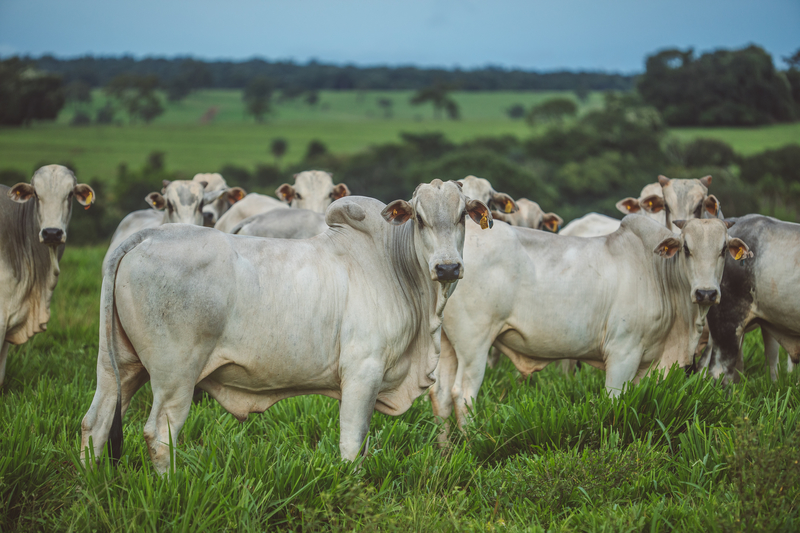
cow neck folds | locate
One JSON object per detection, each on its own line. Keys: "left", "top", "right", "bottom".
{"left": 5, "top": 198, "right": 61, "bottom": 342}
{"left": 650, "top": 245, "right": 705, "bottom": 367}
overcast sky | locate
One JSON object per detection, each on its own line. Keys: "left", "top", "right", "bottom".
{"left": 1, "top": 0, "right": 797, "bottom": 72}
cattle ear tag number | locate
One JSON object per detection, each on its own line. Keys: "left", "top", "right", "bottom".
{"left": 735, "top": 248, "right": 744, "bottom": 261}
{"left": 480, "top": 212, "right": 489, "bottom": 229}
{"left": 504, "top": 200, "right": 513, "bottom": 214}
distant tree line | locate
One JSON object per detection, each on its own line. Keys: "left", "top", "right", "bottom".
{"left": 639, "top": 45, "right": 800, "bottom": 126}
{"left": 30, "top": 55, "right": 635, "bottom": 92}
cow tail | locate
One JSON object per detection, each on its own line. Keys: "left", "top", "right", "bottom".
{"left": 103, "top": 228, "right": 157, "bottom": 463}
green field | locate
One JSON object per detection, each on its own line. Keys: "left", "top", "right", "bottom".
{"left": 1, "top": 246, "right": 799, "bottom": 531}
{"left": 1, "top": 90, "right": 797, "bottom": 184}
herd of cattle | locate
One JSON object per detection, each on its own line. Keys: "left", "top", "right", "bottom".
{"left": 1, "top": 164, "right": 798, "bottom": 474}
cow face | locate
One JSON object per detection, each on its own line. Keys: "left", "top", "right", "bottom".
{"left": 382, "top": 180, "right": 491, "bottom": 283}
{"left": 458, "top": 175, "right": 517, "bottom": 215}
{"left": 146, "top": 180, "right": 224, "bottom": 226}
{"left": 654, "top": 219, "right": 751, "bottom": 305}
{"left": 192, "top": 173, "right": 246, "bottom": 227}
{"left": 276, "top": 170, "right": 349, "bottom": 213}
{"left": 7, "top": 164, "right": 95, "bottom": 245}
{"left": 656, "top": 175, "right": 714, "bottom": 232}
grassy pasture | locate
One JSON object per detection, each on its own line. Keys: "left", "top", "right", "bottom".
{"left": 1, "top": 246, "right": 799, "bottom": 531}
{"left": 1, "top": 90, "right": 798, "bottom": 185}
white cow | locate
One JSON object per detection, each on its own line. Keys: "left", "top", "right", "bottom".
{"left": 458, "top": 175, "right": 518, "bottom": 215}
{"left": 491, "top": 198, "right": 562, "bottom": 233}
{"left": 430, "top": 216, "right": 750, "bottom": 430}
{"left": 1, "top": 165, "right": 95, "bottom": 387}
{"left": 81, "top": 180, "right": 492, "bottom": 474}
{"left": 102, "top": 180, "right": 234, "bottom": 272}
{"left": 215, "top": 170, "right": 350, "bottom": 233}
{"left": 616, "top": 182, "right": 666, "bottom": 226}
{"left": 232, "top": 208, "right": 328, "bottom": 239}
{"left": 191, "top": 173, "right": 246, "bottom": 226}
{"left": 560, "top": 213, "right": 621, "bottom": 237}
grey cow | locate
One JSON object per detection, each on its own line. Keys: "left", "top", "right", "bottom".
{"left": 0, "top": 165, "right": 95, "bottom": 387}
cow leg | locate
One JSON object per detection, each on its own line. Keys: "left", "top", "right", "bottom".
{"left": 143, "top": 378, "right": 194, "bottom": 475}
{"left": 81, "top": 350, "right": 148, "bottom": 466}
{"left": 430, "top": 332, "right": 458, "bottom": 444}
{"left": 486, "top": 347, "right": 501, "bottom": 369}
{"left": 603, "top": 349, "right": 642, "bottom": 398}
{"left": 763, "top": 329, "right": 781, "bottom": 382}
{"left": 338, "top": 360, "right": 383, "bottom": 461}
{"left": 559, "top": 359, "right": 577, "bottom": 375}
{"left": 0, "top": 340, "right": 8, "bottom": 389}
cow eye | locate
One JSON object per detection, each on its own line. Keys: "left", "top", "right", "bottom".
{"left": 459, "top": 210, "right": 467, "bottom": 224}
{"left": 295, "top": 193, "right": 303, "bottom": 200}
{"left": 167, "top": 201, "right": 173, "bottom": 212}
{"left": 694, "top": 204, "right": 702, "bottom": 218}
{"left": 721, "top": 246, "right": 727, "bottom": 257}
{"left": 416, "top": 214, "right": 424, "bottom": 228}
{"left": 683, "top": 242, "right": 691, "bottom": 257}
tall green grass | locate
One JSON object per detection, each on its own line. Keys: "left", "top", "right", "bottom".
{"left": 1, "top": 246, "right": 798, "bottom": 531}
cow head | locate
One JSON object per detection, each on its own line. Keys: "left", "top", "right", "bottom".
{"left": 654, "top": 218, "right": 751, "bottom": 306}
{"left": 492, "top": 198, "right": 562, "bottom": 232}
{"left": 276, "top": 170, "right": 349, "bottom": 213}
{"left": 7, "top": 164, "right": 95, "bottom": 246}
{"left": 657, "top": 175, "right": 717, "bottom": 232}
{"left": 617, "top": 183, "right": 666, "bottom": 227}
{"left": 458, "top": 175, "right": 518, "bottom": 215}
{"left": 192, "top": 173, "right": 247, "bottom": 227}
{"left": 146, "top": 180, "right": 225, "bottom": 226}
{"left": 382, "top": 179, "right": 491, "bottom": 283}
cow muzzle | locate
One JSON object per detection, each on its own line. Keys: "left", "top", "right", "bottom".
{"left": 202, "top": 211, "right": 216, "bottom": 227}
{"left": 433, "top": 263, "right": 462, "bottom": 282}
{"left": 40, "top": 227, "right": 64, "bottom": 245}
{"left": 693, "top": 289, "right": 719, "bottom": 305}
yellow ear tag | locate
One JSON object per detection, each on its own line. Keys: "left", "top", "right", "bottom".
{"left": 734, "top": 248, "right": 744, "bottom": 261}
{"left": 84, "top": 191, "right": 93, "bottom": 210}
{"left": 480, "top": 212, "right": 489, "bottom": 229}
{"left": 626, "top": 205, "right": 631, "bottom": 210}
{"left": 664, "top": 245, "right": 669, "bottom": 253}
{"left": 392, "top": 209, "right": 397, "bottom": 217}
{"left": 648, "top": 201, "right": 653, "bottom": 208}
{"left": 504, "top": 201, "right": 513, "bottom": 214}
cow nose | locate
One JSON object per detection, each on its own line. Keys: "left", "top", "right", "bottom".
{"left": 41, "top": 228, "right": 64, "bottom": 244}
{"left": 695, "top": 289, "right": 718, "bottom": 304}
{"left": 435, "top": 263, "right": 461, "bottom": 281}
{"left": 203, "top": 211, "right": 215, "bottom": 227}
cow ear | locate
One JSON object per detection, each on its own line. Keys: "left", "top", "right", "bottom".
{"left": 467, "top": 199, "right": 492, "bottom": 229}
{"left": 146, "top": 192, "right": 166, "bottom": 210}
{"left": 451, "top": 180, "right": 463, "bottom": 189}
{"left": 542, "top": 213, "right": 563, "bottom": 233}
{"left": 728, "top": 238, "right": 753, "bottom": 261}
{"left": 616, "top": 197, "right": 641, "bottom": 214}
{"left": 704, "top": 194, "right": 720, "bottom": 217}
{"left": 658, "top": 175, "right": 671, "bottom": 187}
{"left": 161, "top": 180, "right": 171, "bottom": 193}
{"left": 276, "top": 183, "right": 296, "bottom": 203}
{"left": 654, "top": 237, "right": 681, "bottom": 258}
{"left": 226, "top": 187, "right": 246, "bottom": 204}
{"left": 381, "top": 199, "right": 414, "bottom": 225}
{"left": 8, "top": 183, "right": 35, "bottom": 203}
{"left": 673, "top": 219, "right": 687, "bottom": 230}
{"left": 203, "top": 189, "right": 226, "bottom": 205}
{"left": 699, "top": 175, "right": 712, "bottom": 188}
{"left": 197, "top": 180, "right": 209, "bottom": 189}
{"left": 641, "top": 195, "right": 665, "bottom": 214}
{"left": 723, "top": 218, "right": 736, "bottom": 229}
{"left": 330, "top": 183, "right": 350, "bottom": 201}
{"left": 73, "top": 183, "right": 95, "bottom": 210}
{"left": 491, "top": 192, "right": 518, "bottom": 214}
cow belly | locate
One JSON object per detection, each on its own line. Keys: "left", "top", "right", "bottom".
{"left": 495, "top": 326, "right": 603, "bottom": 370}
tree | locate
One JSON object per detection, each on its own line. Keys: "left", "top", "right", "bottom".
{"left": 506, "top": 104, "right": 525, "bottom": 119}
{"left": 270, "top": 138, "right": 288, "bottom": 165}
{"left": 64, "top": 80, "right": 92, "bottom": 104}
{"left": 410, "top": 83, "right": 460, "bottom": 120}
{"left": 639, "top": 45, "right": 796, "bottom": 126}
{"left": 243, "top": 76, "right": 273, "bottom": 122}
{"left": 305, "top": 90, "right": 320, "bottom": 107}
{"left": 377, "top": 97, "right": 393, "bottom": 118}
{"left": 526, "top": 97, "right": 578, "bottom": 126}
{"left": 0, "top": 58, "right": 65, "bottom": 126}
{"left": 305, "top": 139, "right": 327, "bottom": 160}
{"left": 104, "top": 73, "right": 164, "bottom": 124}
{"left": 167, "top": 59, "right": 213, "bottom": 102}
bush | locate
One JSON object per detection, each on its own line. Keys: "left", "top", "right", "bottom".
{"left": 69, "top": 110, "right": 91, "bottom": 126}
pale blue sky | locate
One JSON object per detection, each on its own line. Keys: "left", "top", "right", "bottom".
{"left": 0, "top": 0, "right": 797, "bottom": 72}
